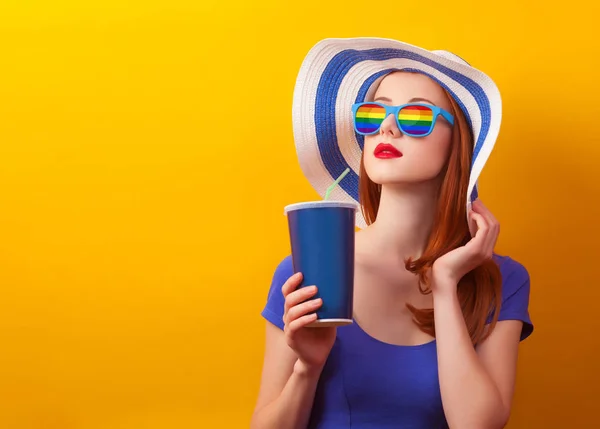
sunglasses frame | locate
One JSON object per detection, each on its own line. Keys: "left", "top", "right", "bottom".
{"left": 351, "top": 101, "right": 455, "bottom": 137}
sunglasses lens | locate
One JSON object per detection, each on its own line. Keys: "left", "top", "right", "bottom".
{"left": 354, "top": 103, "right": 386, "bottom": 134}
{"left": 398, "top": 105, "right": 434, "bottom": 136}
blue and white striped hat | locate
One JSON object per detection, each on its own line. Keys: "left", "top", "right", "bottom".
{"left": 291, "top": 37, "right": 502, "bottom": 228}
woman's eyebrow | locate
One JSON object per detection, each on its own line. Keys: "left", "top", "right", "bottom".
{"left": 373, "top": 96, "right": 437, "bottom": 106}
{"left": 409, "top": 97, "right": 437, "bottom": 106}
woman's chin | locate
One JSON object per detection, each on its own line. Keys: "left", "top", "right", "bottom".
{"left": 366, "top": 168, "right": 412, "bottom": 183}
{"left": 369, "top": 176, "right": 412, "bottom": 186}
{"left": 372, "top": 175, "right": 441, "bottom": 188}
{"left": 365, "top": 164, "right": 442, "bottom": 187}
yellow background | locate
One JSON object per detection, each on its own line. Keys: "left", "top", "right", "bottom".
{"left": 0, "top": 1, "right": 598, "bottom": 428}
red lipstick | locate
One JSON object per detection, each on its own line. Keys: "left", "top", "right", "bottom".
{"left": 374, "top": 143, "right": 403, "bottom": 159}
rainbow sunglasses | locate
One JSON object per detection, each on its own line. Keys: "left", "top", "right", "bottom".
{"left": 351, "top": 102, "right": 455, "bottom": 137}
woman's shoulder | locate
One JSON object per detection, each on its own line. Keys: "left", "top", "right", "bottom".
{"left": 493, "top": 253, "right": 530, "bottom": 291}
{"left": 261, "top": 255, "right": 294, "bottom": 330}
{"left": 268, "top": 255, "right": 294, "bottom": 294}
{"left": 492, "top": 253, "right": 533, "bottom": 340}
{"left": 272, "top": 254, "right": 294, "bottom": 278}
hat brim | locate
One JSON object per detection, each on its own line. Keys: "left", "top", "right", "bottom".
{"left": 291, "top": 37, "right": 502, "bottom": 228}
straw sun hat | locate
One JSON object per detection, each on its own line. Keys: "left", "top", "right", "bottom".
{"left": 291, "top": 37, "right": 502, "bottom": 228}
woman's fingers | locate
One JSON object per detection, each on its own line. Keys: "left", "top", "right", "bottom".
{"left": 281, "top": 272, "right": 303, "bottom": 297}
{"left": 284, "top": 285, "right": 317, "bottom": 313}
{"left": 472, "top": 200, "right": 500, "bottom": 253}
{"left": 281, "top": 272, "right": 323, "bottom": 326}
{"left": 465, "top": 209, "right": 494, "bottom": 263}
{"left": 286, "top": 298, "right": 322, "bottom": 323}
{"left": 286, "top": 313, "right": 319, "bottom": 334}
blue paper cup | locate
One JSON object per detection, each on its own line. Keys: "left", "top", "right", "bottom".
{"left": 284, "top": 201, "right": 357, "bottom": 327}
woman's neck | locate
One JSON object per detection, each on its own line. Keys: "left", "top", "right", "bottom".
{"left": 360, "top": 181, "right": 439, "bottom": 260}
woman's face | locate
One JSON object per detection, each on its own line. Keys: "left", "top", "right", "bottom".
{"left": 362, "top": 71, "right": 455, "bottom": 186}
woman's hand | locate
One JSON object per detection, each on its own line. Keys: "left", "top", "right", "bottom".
{"left": 431, "top": 199, "right": 500, "bottom": 292}
{"left": 281, "top": 272, "right": 336, "bottom": 374}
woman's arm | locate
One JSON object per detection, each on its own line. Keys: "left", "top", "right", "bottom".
{"left": 433, "top": 286, "right": 522, "bottom": 429}
{"left": 430, "top": 200, "right": 526, "bottom": 429}
{"left": 252, "top": 272, "right": 335, "bottom": 429}
{"left": 250, "top": 322, "right": 323, "bottom": 429}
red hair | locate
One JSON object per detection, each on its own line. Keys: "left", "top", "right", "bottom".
{"left": 358, "top": 88, "right": 502, "bottom": 346}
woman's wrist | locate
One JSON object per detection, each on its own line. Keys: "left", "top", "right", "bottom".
{"left": 431, "top": 274, "right": 460, "bottom": 302}
{"left": 293, "top": 359, "right": 325, "bottom": 380}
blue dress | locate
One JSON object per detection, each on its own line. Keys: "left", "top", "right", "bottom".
{"left": 261, "top": 254, "right": 534, "bottom": 429}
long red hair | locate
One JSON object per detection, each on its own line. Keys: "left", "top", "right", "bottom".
{"left": 358, "top": 88, "right": 502, "bottom": 346}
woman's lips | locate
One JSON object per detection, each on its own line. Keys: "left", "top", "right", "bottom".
{"left": 374, "top": 143, "right": 403, "bottom": 159}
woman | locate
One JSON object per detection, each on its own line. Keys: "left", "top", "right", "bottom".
{"left": 251, "top": 38, "right": 533, "bottom": 429}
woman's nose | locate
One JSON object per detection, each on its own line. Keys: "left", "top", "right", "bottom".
{"left": 379, "top": 114, "right": 402, "bottom": 137}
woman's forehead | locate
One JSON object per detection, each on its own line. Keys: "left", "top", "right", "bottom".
{"left": 373, "top": 71, "right": 449, "bottom": 106}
